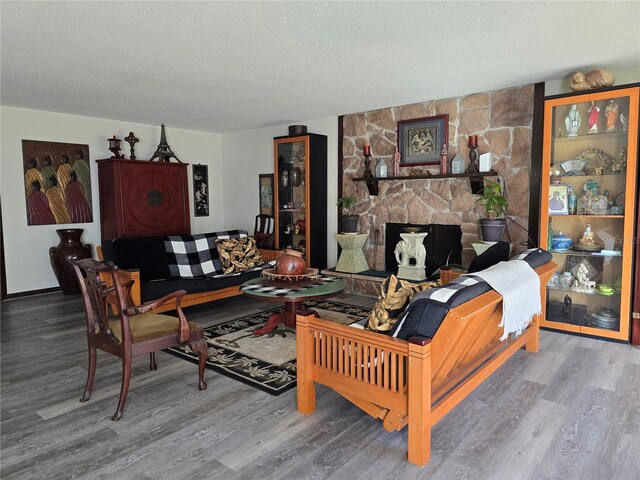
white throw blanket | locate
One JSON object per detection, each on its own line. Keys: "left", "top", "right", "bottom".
{"left": 468, "top": 260, "right": 541, "bottom": 341}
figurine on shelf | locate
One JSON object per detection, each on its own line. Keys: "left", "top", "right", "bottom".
{"left": 578, "top": 223, "right": 598, "bottom": 248}
{"left": 587, "top": 101, "right": 600, "bottom": 133}
{"left": 393, "top": 149, "right": 401, "bottom": 176}
{"left": 611, "top": 148, "right": 627, "bottom": 174}
{"left": 363, "top": 144, "right": 373, "bottom": 179}
{"left": 572, "top": 262, "right": 596, "bottom": 293}
{"left": 605, "top": 99, "right": 619, "bottom": 132}
{"left": 124, "top": 131, "right": 139, "bottom": 160}
{"left": 562, "top": 295, "right": 573, "bottom": 317}
{"left": 620, "top": 113, "right": 628, "bottom": 132}
{"left": 565, "top": 104, "right": 581, "bottom": 136}
{"left": 440, "top": 144, "right": 448, "bottom": 174}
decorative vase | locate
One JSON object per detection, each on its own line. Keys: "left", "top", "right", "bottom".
{"left": 275, "top": 249, "right": 306, "bottom": 275}
{"left": 560, "top": 271, "right": 574, "bottom": 289}
{"left": 552, "top": 232, "right": 573, "bottom": 251}
{"left": 49, "top": 228, "right": 92, "bottom": 295}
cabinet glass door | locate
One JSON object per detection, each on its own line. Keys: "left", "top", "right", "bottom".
{"left": 275, "top": 138, "right": 308, "bottom": 258}
{"left": 540, "top": 87, "right": 638, "bottom": 340}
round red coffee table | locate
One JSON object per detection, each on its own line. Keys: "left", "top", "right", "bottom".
{"left": 241, "top": 276, "right": 346, "bottom": 335}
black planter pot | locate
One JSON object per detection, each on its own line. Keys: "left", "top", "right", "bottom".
{"left": 479, "top": 218, "right": 506, "bottom": 243}
{"left": 340, "top": 215, "right": 359, "bottom": 234}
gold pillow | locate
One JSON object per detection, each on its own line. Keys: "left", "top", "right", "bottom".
{"left": 366, "top": 275, "right": 438, "bottom": 333}
{"left": 216, "top": 236, "right": 263, "bottom": 274}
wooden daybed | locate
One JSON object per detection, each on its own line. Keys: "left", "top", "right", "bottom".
{"left": 97, "top": 245, "right": 281, "bottom": 313}
{"left": 296, "top": 261, "right": 557, "bottom": 467}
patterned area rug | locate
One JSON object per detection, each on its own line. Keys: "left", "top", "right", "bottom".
{"left": 165, "top": 299, "right": 372, "bottom": 395}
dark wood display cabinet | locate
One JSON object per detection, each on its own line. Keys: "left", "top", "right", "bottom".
{"left": 539, "top": 86, "right": 638, "bottom": 341}
{"left": 97, "top": 158, "right": 190, "bottom": 241}
{"left": 273, "top": 133, "right": 327, "bottom": 269}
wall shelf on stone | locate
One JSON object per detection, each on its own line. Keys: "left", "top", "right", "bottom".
{"left": 352, "top": 170, "right": 498, "bottom": 195}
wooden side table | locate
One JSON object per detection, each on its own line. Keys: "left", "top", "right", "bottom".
{"left": 335, "top": 233, "right": 368, "bottom": 273}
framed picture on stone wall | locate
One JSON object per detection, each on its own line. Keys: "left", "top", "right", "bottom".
{"left": 397, "top": 114, "right": 448, "bottom": 166}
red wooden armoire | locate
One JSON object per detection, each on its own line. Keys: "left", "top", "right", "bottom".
{"left": 97, "top": 158, "right": 190, "bottom": 241}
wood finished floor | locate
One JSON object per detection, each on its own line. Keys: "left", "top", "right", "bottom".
{"left": 1, "top": 292, "right": 639, "bottom": 480}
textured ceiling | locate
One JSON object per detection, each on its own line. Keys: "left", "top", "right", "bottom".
{"left": 2, "top": 1, "right": 639, "bottom": 133}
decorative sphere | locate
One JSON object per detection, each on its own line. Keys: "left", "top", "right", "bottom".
{"left": 275, "top": 249, "right": 306, "bottom": 275}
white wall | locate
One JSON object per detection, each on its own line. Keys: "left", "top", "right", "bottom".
{"left": 1, "top": 106, "right": 222, "bottom": 294}
{"left": 221, "top": 118, "right": 339, "bottom": 266}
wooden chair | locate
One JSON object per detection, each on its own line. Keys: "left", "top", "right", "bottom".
{"left": 73, "top": 258, "right": 208, "bottom": 421}
{"left": 254, "top": 214, "right": 275, "bottom": 249}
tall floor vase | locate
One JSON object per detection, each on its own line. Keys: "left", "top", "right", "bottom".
{"left": 49, "top": 229, "right": 92, "bottom": 294}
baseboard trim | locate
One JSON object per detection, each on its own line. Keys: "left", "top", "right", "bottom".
{"left": 4, "top": 287, "right": 62, "bottom": 299}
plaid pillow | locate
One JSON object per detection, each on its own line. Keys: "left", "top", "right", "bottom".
{"left": 164, "top": 230, "right": 247, "bottom": 278}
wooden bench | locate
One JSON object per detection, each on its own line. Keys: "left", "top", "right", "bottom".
{"left": 295, "top": 261, "right": 557, "bottom": 466}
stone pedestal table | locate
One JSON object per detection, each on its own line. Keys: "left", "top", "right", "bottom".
{"left": 335, "top": 234, "right": 369, "bottom": 273}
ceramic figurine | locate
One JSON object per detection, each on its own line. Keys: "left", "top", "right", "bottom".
{"left": 605, "top": 99, "right": 619, "bottom": 131}
{"left": 562, "top": 295, "right": 573, "bottom": 316}
{"left": 375, "top": 158, "right": 387, "bottom": 177}
{"left": 572, "top": 262, "right": 596, "bottom": 293}
{"left": 620, "top": 113, "right": 628, "bottom": 132}
{"left": 569, "top": 69, "right": 615, "bottom": 92}
{"left": 451, "top": 153, "right": 465, "bottom": 174}
{"left": 587, "top": 101, "right": 600, "bottom": 133}
{"left": 565, "top": 104, "right": 581, "bottom": 136}
{"left": 393, "top": 149, "right": 401, "bottom": 176}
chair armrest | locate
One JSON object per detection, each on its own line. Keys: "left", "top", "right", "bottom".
{"left": 125, "top": 289, "right": 187, "bottom": 316}
{"left": 125, "top": 290, "right": 190, "bottom": 342}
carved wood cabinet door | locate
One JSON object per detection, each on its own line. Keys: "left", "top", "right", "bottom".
{"left": 97, "top": 158, "right": 190, "bottom": 240}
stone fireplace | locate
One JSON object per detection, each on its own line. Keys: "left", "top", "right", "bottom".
{"left": 341, "top": 84, "right": 535, "bottom": 269}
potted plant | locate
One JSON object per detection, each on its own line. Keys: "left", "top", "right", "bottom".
{"left": 477, "top": 179, "right": 508, "bottom": 242}
{"left": 337, "top": 196, "right": 359, "bottom": 233}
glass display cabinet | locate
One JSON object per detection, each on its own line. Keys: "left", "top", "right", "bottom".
{"left": 539, "top": 86, "right": 638, "bottom": 341}
{"left": 274, "top": 133, "right": 327, "bottom": 269}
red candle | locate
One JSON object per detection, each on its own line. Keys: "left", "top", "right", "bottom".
{"left": 363, "top": 145, "right": 371, "bottom": 156}
{"left": 468, "top": 135, "right": 478, "bottom": 147}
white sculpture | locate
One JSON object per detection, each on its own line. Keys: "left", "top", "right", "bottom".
{"left": 395, "top": 233, "right": 427, "bottom": 266}
{"left": 571, "top": 263, "right": 596, "bottom": 293}
{"left": 565, "top": 104, "right": 581, "bottom": 137}
{"left": 395, "top": 232, "right": 428, "bottom": 281}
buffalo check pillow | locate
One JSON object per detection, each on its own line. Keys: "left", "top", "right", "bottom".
{"left": 164, "top": 230, "right": 248, "bottom": 278}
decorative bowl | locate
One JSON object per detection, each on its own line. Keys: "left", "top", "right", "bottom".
{"left": 552, "top": 232, "right": 573, "bottom": 251}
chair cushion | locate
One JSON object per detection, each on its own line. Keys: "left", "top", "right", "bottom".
{"left": 109, "top": 313, "right": 200, "bottom": 343}
{"left": 216, "top": 236, "right": 263, "bottom": 274}
{"left": 467, "top": 241, "right": 510, "bottom": 273}
{"left": 366, "top": 274, "right": 438, "bottom": 333}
